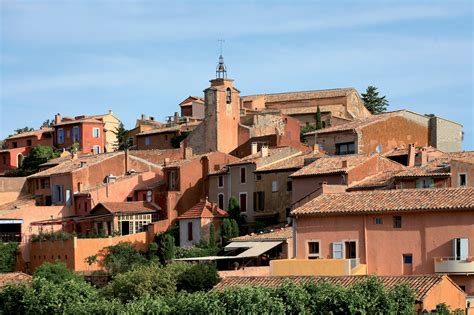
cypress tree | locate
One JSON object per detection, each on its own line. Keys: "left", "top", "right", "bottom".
{"left": 315, "top": 105, "right": 322, "bottom": 130}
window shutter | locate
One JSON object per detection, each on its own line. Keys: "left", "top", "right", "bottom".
{"left": 460, "top": 238, "right": 469, "bottom": 260}
{"left": 332, "top": 242, "right": 344, "bottom": 259}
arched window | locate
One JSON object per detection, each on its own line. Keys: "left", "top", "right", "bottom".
{"left": 226, "top": 88, "right": 232, "bottom": 104}
{"left": 17, "top": 153, "right": 24, "bottom": 167}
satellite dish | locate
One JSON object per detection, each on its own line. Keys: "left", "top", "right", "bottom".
{"left": 376, "top": 144, "right": 383, "bottom": 153}
{"left": 146, "top": 190, "right": 153, "bottom": 202}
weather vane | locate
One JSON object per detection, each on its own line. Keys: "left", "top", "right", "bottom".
{"left": 218, "top": 39, "right": 225, "bottom": 56}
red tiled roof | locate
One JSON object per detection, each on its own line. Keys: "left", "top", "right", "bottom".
{"left": 98, "top": 201, "right": 160, "bottom": 214}
{"left": 231, "top": 226, "right": 292, "bottom": 241}
{"left": 291, "top": 153, "right": 376, "bottom": 177}
{"left": 0, "top": 272, "right": 32, "bottom": 288}
{"left": 450, "top": 151, "right": 474, "bottom": 165}
{"left": 228, "top": 147, "right": 301, "bottom": 168}
{"left": 6, "top": 128, "right": 54, "bottom": 140}
{"left": 291, "top": 187, "right": 474, "bottom": 216}
{"left": 255, "top": 151, "right": 325, "bottom": 173}
{"left": 179, "top": 96, "right": 205, "bottom": 106}
{"left": 347, "top": 170, "right": 401, "bottom": 191}
{"left": 136, "top": 122, "right": 201, "bottom": 136}
{"left": 178, "top": 200, "right": 228, "bottom": 219}
{"left": 54, "top": 118, "right": 104, "bottom": 126}
{"left": 242, "top": 88, "right": 356, "bottom": 103}
{"left": 213, "top": 275, "right": 457, "bottom": 301}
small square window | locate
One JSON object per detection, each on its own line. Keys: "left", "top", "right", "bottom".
{"left": 26, "top": 139, "right": 32, "bottom": 146}
{"left": 459, "top": 174, "right": 467, "bottom": 187}
{"left": 218, "top": 175, "right": 224, "bottom": 188}
{"left": 403, "top": 254, "right": 412, "bottom": 264}
{"left": 308, "top": 241, "right": 320, "bottom": 259}
{"left": 393, "top": 216, "right": 402, "bottom": 228}
{"left": 256, "top": 174, "right": 262, "bottom": 181}
{"left": 374, "top": 217, "right": 383, "bottom": 225}
{"left": 92, "top": 128, "right": 100, "bottom": 138}
{"left": 145, "top": 136, "right": 151, "bottom": 146}
{"left": 272, "top": 181, "right": 278, "bottom": 192}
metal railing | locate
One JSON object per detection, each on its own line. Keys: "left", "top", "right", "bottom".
{"left": 434, "top": 256, "right": 474, "bottom": 262}
{"left": 0, "top": 232, "right": 22, "bottom": 242}
{"left": 350, "top": 258, "right": 360, "bottom": 269}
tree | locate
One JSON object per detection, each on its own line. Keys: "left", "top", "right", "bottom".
{"left": 315, "top": 105, "right": 323, "bottom": 130}
{"left": 175, "top": 263, "right": 220, "bottom": 293}
{"left": 98, "top": 242, "right": 148, "bottom": 275}
{"left": 221, "top": 218, "right": 239, "bottom": 243}
{"left": 33, "top": 261, "right": 82, "bottom": 284}
{"left": 0, "top": 241, "right": 18, "bottom": 272}
{"left": 171, "top": 132, "right": 190, "bottom": 149}
{"left": 361, "top": 85, "right": 389, "bottom": 114}
{"left": 41, "top": 119, "right": 54, "bottom": 127}
{"left": 6, "top": 145, "right": 60, "bottom": 176}
{"left": 14, "top": 126, "right": 34, "bottom": 135}
{"left": 155, "top": 232, "right": 176, "bottom": 265}
{"left": 209, "top": 222, "right": 216, "bottom": 247}
{"left": 112, "top": 122, "right": 130, "bottom": 151}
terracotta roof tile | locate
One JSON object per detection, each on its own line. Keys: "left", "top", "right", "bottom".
{"left": 0, "top": 272, "right": 32, "bottom": 288}
{"left": 228, "top": 147, "right": 301, "bottom": 168}
{"left": 450, "top": 151, "right": 474, "bottom": 164}
{"left": 178, "top": 200, "right": 228, "bottom": 219}
{"left": 28, "top": 152, "right": 123, "bottom": 178}
{"left": 137, "top": 122, "right": 201, "bottom": 136}
{"left": 54, "top": 118, "right": 103, "bottom": 126}
{"left": 255, "top": 151, "right": 325, "bottom": 172}
{"left": 6, "top": 128, "right": 54, "bottom": 140}
{"left": 291, "top": 187, "right": 474, "bottom": 216}
{"left": 213, "top": 275, "right": 453, "bottom": 301}
{"left": 231, "top": 226, "right": 292, "bottom": 241}
{"left": 347, "top": 170, "right": 401, "bottom": 191}
{"left": 97, "top": 201, "right": 160, "bottom": 214}
{"left": 291, "top": 153, "right": 376, "bottom": 177}
{"left": 242, "top": 88, "right": 355, "bottom": 103}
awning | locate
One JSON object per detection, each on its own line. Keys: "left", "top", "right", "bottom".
{"left": 174, "top": 241, "right": 283, "bottom": 261}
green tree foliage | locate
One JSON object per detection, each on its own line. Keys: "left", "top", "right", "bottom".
{"left": 5, "top": 145, "right": 60, "bottom": 177}
{"left": 0, "top": 241, "right": 18, "bottom": 272}
{"left": 102, "top": 264, "right": 176, "bottom": 303}
{"left": 170, "top": 131, "right": 190, "bottom": 149}
{"left": 112, "top": 122, "right": 131, "bottom": 151}
{"left": 316, "top": 105, "right": 323, "bottom": 130}
{"left": 361, "top": 85, "right": 389, "bottom": 114}
{"left": 100, "top": 242, "right": 148, "bottom": 275}
{"left": 221, "top": 218, "right": 239, "bottom": 244}
{"left": 33, "top": 261, "right": 82, "bottom": 284}
{"left": 0, "top": 282, "right": 29, "bottom": 314}
{"left": 41, "top": 119, "right": 54, "bottom": 127}
{"left": 155, "top": 232, "right": 176, "bottom": 265}
{"left": 209, "top": 222, "right": 216, "bottom": 247}
{"left": 14, "top": 126, "right": 34, "bottom": 135}
{"left": 175, "top": 263, "right": 220, "bottom": 293}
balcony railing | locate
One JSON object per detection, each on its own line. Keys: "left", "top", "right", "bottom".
{"left": 0, "top": 232, "right": 22, "bottom": 242}
{"left": 434, "top": 256, "right": 474, "bottom": 274}
{"left": 350, "top": 258, "right": 360, "bottom": 270}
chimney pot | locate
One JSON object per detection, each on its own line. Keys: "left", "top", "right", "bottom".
{"left": 408, "top": 143, "right": 416, "bottom": 167}
{"left": 54, "top": 113, "right": 62, "bottom": 125}
{"left": 251, "top": 142, "right": 258, "bottom": 155}
{"left": 261, "top": 145, "right": 269, "bottom": 158}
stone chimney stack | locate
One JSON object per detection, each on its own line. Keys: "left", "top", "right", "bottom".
{"left": 55, "top": 113, "right": 62, "bottom": 125}
{"left": 261, "top": 145, "right": 269, "bottom": 158}
{"left": 420, "top": 148, "right": 428, "bottom": 166}
{"left": 174, "top": 112, "right": 180, "bottom": 124}
{"left": 341, "top": 160, "right": 348, "bottom": 168}
{"left": 251, "top": 142, "right": 258, "bottom": 155}
{"left": 141, "top": 114, "right": 145, "bottom": 120}
{"left": 408, "top": 144, "right": 416, "bottom": 167}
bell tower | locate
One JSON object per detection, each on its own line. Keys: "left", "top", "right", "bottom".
{"left": 203, "top": 54, "right": 240, "bottom": 153}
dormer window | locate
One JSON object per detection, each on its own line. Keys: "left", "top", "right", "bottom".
{"left": 226, "top": 88, "right": 232, "bottom": 104}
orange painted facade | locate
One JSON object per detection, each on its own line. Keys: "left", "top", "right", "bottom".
{"left": 54, "top": 121, "right": 106, "bottom": 154}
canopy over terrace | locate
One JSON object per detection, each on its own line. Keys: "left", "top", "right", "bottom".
{"left": 174, "top": 241, "right": 283, "bottom": 266}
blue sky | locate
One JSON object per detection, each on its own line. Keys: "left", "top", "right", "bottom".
{"left": 1, "top": 1, "right": 473, "bottom": 149}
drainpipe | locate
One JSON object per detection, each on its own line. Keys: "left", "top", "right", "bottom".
{"left": 292, "top": 216, "right": 297, "bottom": 258}
{"left": 364, "top": 215, "right": 369, "bottom": 271}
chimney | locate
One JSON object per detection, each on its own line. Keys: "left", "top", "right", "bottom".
{"left": 80, "top": 161, "right": 87, "bottom": 168}
{"left": 54, "top": 113, "right": 62, "bottom": 124}
{"left": 251, "top": 142, "right": 258, "bottom": 155}
{"left": 408, "top": 144, "right": 416, "bottom": 167}
{"left": 341, "top": 160, "right": 348, "bottom": 168}
{"left": 174, "top": 112, "right": 179, "bottom": 123}
{"left": 261, "top": 145, "right": 269, "bottom": 158}
{"left": 108, "top": 109, "right": 112, "bottom": 114}
{"left": 141, "top": 114, "right": 145, "bottom": 120}
{"left": 420, "top": 148, "right": 428, "bottom": 166}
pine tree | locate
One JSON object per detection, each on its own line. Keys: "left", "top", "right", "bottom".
{"left": 209, "top": 222, "right": 216, "bottom": 247}
{"left": 361, "top": 86, "right": 389, "bottom": 114}
{"left": 315, "top": 105, "right": 323, "bottom": 130}
{"left": 112, "top": 122, "right": 130, "bottom": 151}
{"left": 231, "top": 219, "right": 239, "bottom": 238}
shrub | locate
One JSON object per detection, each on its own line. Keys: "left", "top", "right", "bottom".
{"left": 169, "top": 291, "right": 224, "bottom": 314}
{"left": 218, "top": 286, "right": 286, "bottom": 314}
{"left": 99, "top": 242, "right": 148, "bottom": 275}
{"left": 33, "top": 261, "right": 82, "bottom": 284}
{"left": 175, "top": 263, "right": 220, "bottom": 293}
{"left": 270, "top": 281, "right": 311, "bottom": 314}
{"left": 101, "top": 264, "right": 176, "bottom": 303}
{"left": 0, "top": 282, "right": 30, "bottom": 314}
{"left": 0, "top": 241, "right": 18, "bottom": 272}
{"left": 30, "top": 230, "right": 73, "bottom": 242}
{"left": 155, "top": 232, "right": 176, "bottom": 265}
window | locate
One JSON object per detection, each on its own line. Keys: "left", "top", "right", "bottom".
{"left": 272, "top": 181, "right": 278, "bottom": 192}
{"left": 12, "top": 142, "right": 18, "bottom": 148}
{"left": 374, "top": 217, "right": 383, "bottom": 225}
{"left": 240, "top": 167, "right": 246, "bottom": 183}
{"left": 226, "top": 88, "right": 232, "bottom": 104}
{"left": 345, "top": 241, "right": 357, "bottom": 259}
{"left": 168, "top": 170, "right": 177, "bottom": 190}
{"left": 17, "top": 154, "right": 24, "bottom": 167}
{"left": 2, "top": 156, "right": 6, "bottom": 165}
{"left": 126, "top": 197, "right": 133, "bottom": 202}
{"left": 57, "top": 128, "right": 64, "bottom": 144}
{"left": 403, "top": 254, "right": 413, "bottom": 264}
{"left": 393, "top": 216, "right": 402, "bottom": 228}
{"left": 92, "top": 128, "right": 100, "bottom": 138}
{"left": 239, "top": 193, "right": 247, "bottom": 212}
{"left": 403, "top": 254, "right": 413, "bottom": 275}
{"left": 416, "top": 178, "right": 434, "bottom": 189}
{"left": 26, "top": 139, "right": 32, "bottom": 146}
{"left": 218, "top": 194, "right": 224, "bottom": 210}
{"left": 336, "top": 142, "right": 355, "bottom": 155}
{"left": 53, "top": 184, "right": 63, "bottom": 204}
{"left": 256, "top": 174, "right": 262, "bottom": 181}
{"left": 286, "top": 179, "right": 293, "bottom": 192}
{"left": 66, "top": 190, "right": 71, "bottom": 207}
{"left": 40, "top": 178, "right": 50, "bottom": 189}
{"left": 93, "top": 145, "right": 101, "bottom": 154}
{"left": 72, "top": 126, "right": 80, "bottom": 142}
{"left": 459, "top": 174, "right": 467, "bottom": 187}
{"left": 254, "top": 191, "right": 265, "bottom": 211}
{"left": 332, "top": 242, "right": 344, "bottom": 259}
{"left": 187, "top": 222, "right": 193, "bottom": 241}
{"left": 218, "top": 175, "right": 224, "bottom": 188}
{"left": 145, "top": 136, "right": 151, "bottom": 146}
{"left": 453, "top": 238, "right": 469, "bottom": 260}
{"left": 307, "top": 241, "right": 320, "bottom": 259}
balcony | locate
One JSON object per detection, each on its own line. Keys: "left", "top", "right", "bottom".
{"left": 434, "top": 257, "right": 474, "bottom": 274}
